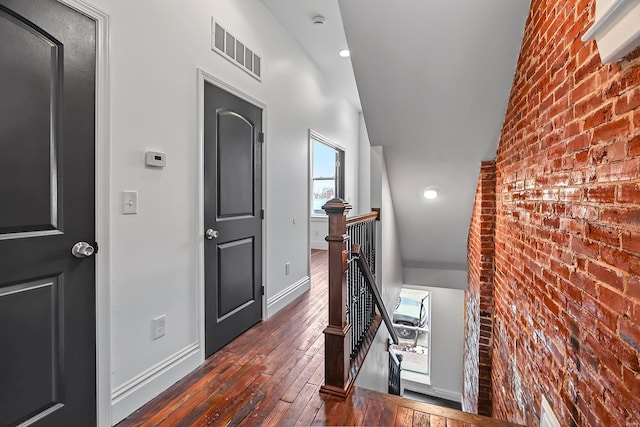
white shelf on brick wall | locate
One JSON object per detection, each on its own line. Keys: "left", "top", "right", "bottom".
{"left": 582, "top": 0, "right": 640, "bottom": 63}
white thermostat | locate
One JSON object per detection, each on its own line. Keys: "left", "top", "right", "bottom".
{"left": 145, "top": 151, "right": 166, "bottom": 167}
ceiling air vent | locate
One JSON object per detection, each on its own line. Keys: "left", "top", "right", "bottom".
{"left": 212, "top": 20, "right": 262, "bottom": 81}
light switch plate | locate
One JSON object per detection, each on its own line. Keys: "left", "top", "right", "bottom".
{"left": 122, "top": 191, "right": 138, "bottom": 214}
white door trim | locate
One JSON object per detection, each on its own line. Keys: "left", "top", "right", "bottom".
{"left": 196, "top": 68, "right": 267, "bottom": 363}
{"left": 55, "top": 1, "right": 111, "bottom": 426}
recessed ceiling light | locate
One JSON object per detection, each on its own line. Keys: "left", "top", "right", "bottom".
{"left": 423, "top": 189, "right": 439, "bottom": 200}
{"left": 338, "top": 49, "right": 350, "bottom": 58}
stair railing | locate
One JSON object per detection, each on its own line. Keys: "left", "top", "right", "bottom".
{"left": 388, "top": 340, "right": 403, "bottom": 396}
{"left": 320, "top": 199, "right": 399, "bottom": 399}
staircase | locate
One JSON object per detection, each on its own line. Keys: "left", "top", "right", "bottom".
{"left": 116, "top": 216, "right": 523, "bottom": 426}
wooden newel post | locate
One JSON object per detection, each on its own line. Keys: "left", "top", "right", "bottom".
{"left": 320, "top": 198, "right": 353, "bottom": 398}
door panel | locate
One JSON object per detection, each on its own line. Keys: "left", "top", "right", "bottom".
{"left": 204, "top": 82, "right": 262, "bottom": 357}
{"left": 217, "top": 238, "right": 255, "bottom": 319}
{"left": 217, "top": 112, "right": 254, "bottom": 217}
{"left": 0, "top": 277, "right": 62, "bottom": 426}
{"left": 0, "top": 0, "right": 96, "bottom": 425}
{"left": 0, "top": 6, "right": 62, "bottom": 233}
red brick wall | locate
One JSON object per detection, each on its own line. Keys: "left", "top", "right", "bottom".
{"left": 464, "top": 161, "right": 496, "bottom": 416}
{"left": 489, "top": 0, "right": 640, "bottom": 425}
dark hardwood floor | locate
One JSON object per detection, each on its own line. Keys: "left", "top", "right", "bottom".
{"left": 117, "top": 250, "right": 520, "bottom": 427}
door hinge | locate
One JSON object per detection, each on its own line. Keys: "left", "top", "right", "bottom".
{"left": 257, "top": 132, "right": 264, "bottom": 143}
{"left": 261, "top": 285, "right": 265, "bottom": 295}
{"left": 260, "top": 209, "right": 265, "bottom": 220}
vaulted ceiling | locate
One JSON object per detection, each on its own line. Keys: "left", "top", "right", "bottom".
{"left": 263, "top": 0, "right": 531, "bottom": 270}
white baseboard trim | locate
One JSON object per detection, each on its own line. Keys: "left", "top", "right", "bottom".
{"left": 310, "top": 241, "right": 328, "bottom": 250}
{"left": 111, "top": 343, "right": 201, "bottom": 424}
{"left": 429, "top": 386, "right": 462, "bottom": 403}
{"left": 266, "top": 275, "right": 310, "bottom": 318}
{"left": 402, "top": 377, "right": 462, "bottom": 403}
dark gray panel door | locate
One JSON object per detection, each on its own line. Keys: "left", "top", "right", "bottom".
{"left": 0, "top": 1, "right": 96, "bottom": 425}
{"left": 204, "top": 83, "right": 262, "bottom": 357}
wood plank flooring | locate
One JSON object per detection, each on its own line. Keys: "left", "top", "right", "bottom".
{"left": 117, "top": 250, "right": 521, "bottom": 427}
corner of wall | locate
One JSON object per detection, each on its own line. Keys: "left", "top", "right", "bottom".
{"left": 463, "top": 161, "right": 496, "bottom": 416}
{"left": 266, "top": 275, "right": 310, "bottom": 318}
{"left": 110, "top": 344, "right": 201, "bottom": 425}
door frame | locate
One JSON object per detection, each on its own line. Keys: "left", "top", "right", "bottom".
{"left": 196, "top": 68, "right": 267, "bottom": 363}
{"left": 54, "top": 1, "right": 111, "bottom": 426}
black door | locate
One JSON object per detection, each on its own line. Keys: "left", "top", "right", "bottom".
{"left": 204, "top": 82, "right": 263, "bottom": 357}
{"left": 0, "top": 1, "right": 97, "bottom": 425}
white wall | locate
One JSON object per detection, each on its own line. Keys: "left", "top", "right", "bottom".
{"left": 310, "top": 217, "right": 328, "bottom": 250}
{"left": 90, "top": 0, "right": 362, "bottom": 423}
{"left": 372, "top": 146, "right": 403, "bottom": 310}
{"left": 358, "top": 114, "right": 371, "bottom": 214}
{"left": 403, "top": 267, "right": 468, "bottom": 291}
{"left": 404, "top": 266, "right": 466, "bottom": 399}
{"left": 402, "top": 285, "right": 465, "bottom": 402}
{"left": 424, "top": 286, "right": 464, "bottom": 400}
{"left": 355, "top": 146, "right": 404, "bottom": 392}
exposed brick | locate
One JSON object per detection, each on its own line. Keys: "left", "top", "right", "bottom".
{"left": 463, "top": 161, "right": 496, "bottom": 416}
{"left": 622, "top": 231, "right": 640, "bottom": 254}
{"left": 618, "top": 182, "right": 640, "bottom": 203}
{"left": 628, "top": 276, "right": 640, "bottom": 299}
{"left": 583, "top": 104, "right": 611, "bottom": 128}
{"left": 629, "top": 135, "right": 640, "bottom": 157}
{"left": 571, "top": 74, "right": 597, "bottom": 104}
{"left": 601, "top": 207, "right": 640, "bottom": 227}
{"left": 585, "top": 223, "right": 619, "bottom": 247}
{"left": 601, "top": 246, "right": 640, "bottom": 276}
{"left": 592, "top": 117, "right": 632, "bottom": 143}
{"left": 475, "top": 0, "right": 640, "bottom": 424}
{"left": 620, "top": 318, "right": 640, "bottom": 353}
{"left": 599, "top": 285, "right": 630, "bottom": 315}
{"left": 622, "top": 365, "right": 640, "bottom": 397}
{"left": 588, "top": 261, "right": 624, "bottom": 290}
{"left": 584, "top": 185, "right": 615, "bottom": 203}
{"left": 595, "top": 158, "right": 639, "bottom": 183}
{"left": 571, "top": 237, "right": 599, "bottom": 258}
{"left": 615, "top": 88, "right": 640, "bottom": 115}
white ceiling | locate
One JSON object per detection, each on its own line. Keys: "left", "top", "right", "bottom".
{"left": 263, "top": 0, "right": 530, "bottom": 270}
{"left": 261, "top": 0, "right": 361, "bottom": 110}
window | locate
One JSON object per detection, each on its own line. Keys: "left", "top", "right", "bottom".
{"left": 311, "top": 134, "right": 344, "bottom": 215}
{"left": 391, "top": 287, "right": 431, "bottom": 378}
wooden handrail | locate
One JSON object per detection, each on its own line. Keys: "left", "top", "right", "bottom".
{"left": 321, "top": 198, "right": 389, "bottom": 399}
{"left": 346, "top": 211, "right": 379, "bottom": 227}
{"left": 352, "top": 244, "right": 398, "bottom": 345}
{"left": 320, "top": 198, "right": 352, "bottom": 399}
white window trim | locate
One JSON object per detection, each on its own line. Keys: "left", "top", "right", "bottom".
{"left": 582, "top": 0, "right": 640, "bottom": 63}
{"left": 308, "top": 129, "right": 346, "bottom": 216}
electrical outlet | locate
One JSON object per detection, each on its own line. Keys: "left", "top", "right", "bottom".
{"left": 152, "top": 315, "right": 166, "bottom": 340}
{"left": 285, "top": 262, "right": 291, "bottom": 275}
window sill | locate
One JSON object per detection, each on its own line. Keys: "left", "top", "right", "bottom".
{"left": 582, "top": 0, "right": 640, "bottom": 63}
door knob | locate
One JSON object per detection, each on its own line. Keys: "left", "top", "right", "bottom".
{"left": 205, "top": 229, "right": 219, "bottom": 240}
{"left": 72, "top": 242, "right": 95, "bottom": 258}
